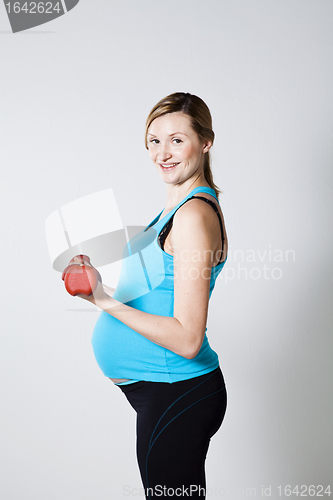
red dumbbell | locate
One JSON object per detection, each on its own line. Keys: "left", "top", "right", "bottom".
{"left": 62, "top": 255, "right": 102, "bottom": 296}
{"left": 61, "top": 255, "right": 94, "bottom": 279}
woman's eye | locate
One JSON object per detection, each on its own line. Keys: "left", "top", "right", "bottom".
{"left": 173, "top": 138, "right": 182, "bottom": 144}
{"left": 150, "top": 139, "right": 159, "bottom": 144}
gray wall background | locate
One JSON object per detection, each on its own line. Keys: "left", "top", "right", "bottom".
{"left": 1, "top": 1, "right": 332, "bottom": 499}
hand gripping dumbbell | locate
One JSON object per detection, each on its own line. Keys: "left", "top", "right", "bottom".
{"left": 62, "top": 255, "right": 102, "bottom": 296}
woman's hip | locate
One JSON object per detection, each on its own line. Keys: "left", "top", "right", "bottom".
{"left": 118, "top": 366, "right": 227, "bottom": 427}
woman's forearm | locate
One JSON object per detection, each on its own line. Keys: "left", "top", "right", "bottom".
{"left": 96, "top": 294, "right": 201, "bottom": 359}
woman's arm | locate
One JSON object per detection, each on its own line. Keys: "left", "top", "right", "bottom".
{"left": 81, "top": 201, "right": 217, "bottom": 359}
{"left": 102, "top": 284, "right": 116, "bottom": 295}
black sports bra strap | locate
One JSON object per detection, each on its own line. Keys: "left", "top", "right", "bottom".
{"left": 158, "top": 195, "right": 225, "bottom": 265}
{"left": 192, "top": 196, "right": 225, "bottom": 263}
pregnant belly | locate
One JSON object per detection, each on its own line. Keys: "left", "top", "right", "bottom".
{"left": 91, "top": 311, "right": 168, "bottom": 379}
{"left": 109, "top": 378, "right": 131, "bottom": 383}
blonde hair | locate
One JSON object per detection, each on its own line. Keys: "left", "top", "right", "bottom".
{"left": 145, "top": 92, "right": 221, "bottom": 200}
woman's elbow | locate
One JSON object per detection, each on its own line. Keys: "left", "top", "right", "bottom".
{"left": 183, "top": 350, "right": 199, "bottom": 360}
{"left": 182, "top": 336, "right": 204, "bottom": 360}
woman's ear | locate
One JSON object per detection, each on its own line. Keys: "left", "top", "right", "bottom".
{"left": 202, "top": 140, "right": 212, "bottom": 154}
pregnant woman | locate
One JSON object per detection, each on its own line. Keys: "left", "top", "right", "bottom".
{"left": 75, "top": 92, "right": 228, "bottom": 499}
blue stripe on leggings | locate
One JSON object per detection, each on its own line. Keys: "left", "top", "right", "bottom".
{"left": 145, "top": 377, "right": 225, "bottom": 499}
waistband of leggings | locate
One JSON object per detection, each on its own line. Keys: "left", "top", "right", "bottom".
{"left": 118, "top": 366, "right": 224, "bottom": 394}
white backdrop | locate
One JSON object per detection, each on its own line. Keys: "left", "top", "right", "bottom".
{"left": 1, "top": 1, "right": 332, "bottom": 499}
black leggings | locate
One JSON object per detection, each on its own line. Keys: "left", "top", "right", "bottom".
{"left": 118, "top": 367, "right": 227, "bottom": 499}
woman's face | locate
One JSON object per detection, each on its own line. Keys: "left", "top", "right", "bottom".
{"left": 147, "top": 112, "right": 211, "bottom": 185}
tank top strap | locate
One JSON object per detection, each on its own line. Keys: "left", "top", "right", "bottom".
{"left": 144, "top": 210, "right": 164, "bottom": 232}
{"left": 186, "top": 186, "right": 218, "bottom": 197}
{"left": 156, "top": 187, "right": 225, "bottom": 265}
{"left": 189, "top": 196, "right": 225, "bottom": 264}
{"left": 144, "top": 187, "right": 219, "bottom": 233}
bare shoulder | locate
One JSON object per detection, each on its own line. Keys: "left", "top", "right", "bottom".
{"left": 173, "top": 197, "right": 220, "bottom": 230}
{"left": 171, "top": 199, "right": 217, "bottom": 252}
{"left": 169, "top": 194, "right": 228, "bottom": 265}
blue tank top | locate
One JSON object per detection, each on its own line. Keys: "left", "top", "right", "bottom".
{"left": 91, "top": 186, "right": 227, "bottom": 383}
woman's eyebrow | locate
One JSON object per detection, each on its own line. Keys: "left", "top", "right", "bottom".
{"left": 147, "top": 132, "right": 188, "bottom": 137}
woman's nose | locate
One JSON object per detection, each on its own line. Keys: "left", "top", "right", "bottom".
{"left": 157, "top": 143, "right": 172, "bottom": 162}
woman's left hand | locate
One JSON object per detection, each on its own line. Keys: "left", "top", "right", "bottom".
{"left": 67, "top": 256, "right": 115, "bottom": 306}
{"left": 77, "top": 280, "right": 114, "bottom": 306}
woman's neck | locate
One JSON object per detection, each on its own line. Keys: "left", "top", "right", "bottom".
{"left": 163, "top": 177, "right": 211, "bottom": 212}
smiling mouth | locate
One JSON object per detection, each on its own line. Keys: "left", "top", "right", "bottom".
{"left": 160, "top": 162, "right": 180, "bottom": 170}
